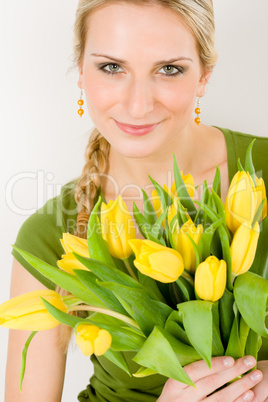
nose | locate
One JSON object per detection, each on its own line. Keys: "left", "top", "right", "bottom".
{"left": 124, "top": 77, "right": 154, "bottom": 119}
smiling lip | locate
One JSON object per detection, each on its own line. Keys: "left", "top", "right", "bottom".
{"left": 114, "top": 120, "right": 160, "bottom": 136}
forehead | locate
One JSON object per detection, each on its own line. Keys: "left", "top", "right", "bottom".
{"left": 84, "top": 2, "right": 199, "bottom": 60}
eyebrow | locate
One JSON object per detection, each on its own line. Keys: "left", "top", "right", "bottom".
{"left": 91, "top": 53, "right": 193, "bottom": 66}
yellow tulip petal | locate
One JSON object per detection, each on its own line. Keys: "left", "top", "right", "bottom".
{"left": 225, "top": 172, "right": 258, "bottom": 232}
{"left": 134, "top": 260, "right": 176, "bottom": 283}
{"left": 195, "top": 261, "right": 214, "bottom": 301}
{"left": 0, "top": 290, "right": 66, "bottom": 331}
{"left": 213, "top": 260, "right": 227, "bottom": 301}
{"left": 0, "top": 311, "right": 60, "bottom": 331}
{"left": 255, "top": 177, "right": 267, "bottom": 220}
{"left": 152, "top": 189, "right": 163, "bottom": 217}
{"left": 128, "top": 239, "right": 143, "bottom": 255}
{"left": 76, "top": 335, "right": 94, "bottom": 356}
{"left": 231, "top": 221, "right": 260, "bottom": 275}
{"left": 94, "top": 329, "right": 112, "bottom": 356}
{"left": 57, "top": 252, "right": 90, "bottom": 275}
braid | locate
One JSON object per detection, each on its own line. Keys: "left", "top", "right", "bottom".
{"left": 74, "top": 128, "right": 110, "bottom": 238}
{"left": 57, "top": 128, "right": 110, "bottom": 352}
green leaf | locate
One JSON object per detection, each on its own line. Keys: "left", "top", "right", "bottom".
{"left": 194, "top": 180, "right": 209, "bottom": 225}
{"left": 225, "top": 303, "right": 243, "bottom": 359}
{"left": 20, "top": 331, "right": 37, "bottom": 391}
{"left": 151, "top": 210, "right": 167, "bottom": 242}
{"left": 97, "top": 281, "right": 172, "bottom": 336}
{"left": 186, "top": 234, "right": 200, "bottom": 268}
{"left": 240, "top": 316, "right": 250, "bottom": 355}
{"left": 178, "top": 300, "right": 213, "bottom": 368}
{"left": 212, "top": 166, "right": 221, "bottom": 198}
{"left": 234, "top": 272, "right": 268, "bottom": 337}
{"left": 142, "top": 189, "right": 158, "bottom": 225}
{"left": 73, "top": 270, "right": 127, "bottom": 315}
{"left": 87, "top": 196, "right": 116, "bottom": 267}
{"left": 175, "top": 276, "right": 195, "bottom": 302}
{"left": 85, "top": 316, "right": 145, "bottom": 351}
{"left": 211, "top": 302, "right": 225, "bottom": 356}
{"left": 198, "top": 219, "right": 224, "bottom": 261}
{"left": 12, "top": 246, "right": 106, "bottom": 308}
{"left": 237, "top": 158, "right": 245, "bottom": 172}
{"left": 133, "top": 366, "right": 157, "bottom": 377}
{"left": 173, "top": 153, "right": 197, "bottom": 220}
{"left": 245, "top": 330, "right": 261, "bottom": 362}
{"left": 133, "top": 202, "right": 165, "bottom": 245}
{"left": 219, "top": 289, "right": 235, "bottom": 348}
{"left": 137, "top": 271, "right": 166, "bottom": 303}
{"left": 177, "top": 200, "right": 189, "bottom": 225}
{"left": 149, "top": 176, "right": 173, "bottom": 230}
{"left": 73, "top": 255, "right": 142, "bottom": 289}
{"left": 244, "top": 139, "right": 256, "bottom": 186}
{"left": 211, "top": 189, "right": 225, "bottom": 221}
{"left": 250, "top": 215, "right": 268, "bottom": 279}
{"left": 133, "top": 326, "right": 195, "bottom": 386}
{"left": 41, "top": 298, "right": 82, "bottom": 327}
{"left": 104, "top": 349, "right": 131, "bottom": 376}
{"left": 149, "top": 175, "right": 173, "bottom": 211}
{"left": 164, "top": 310, "right": 190, "bottom": 345}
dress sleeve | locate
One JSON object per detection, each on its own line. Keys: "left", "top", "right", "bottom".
{"left": 11, "top": 180, "right": 78, "bottom": 289}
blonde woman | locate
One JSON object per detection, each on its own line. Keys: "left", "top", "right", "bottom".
{"left": 5, "top": 1, "right": 268, "bottom": 401}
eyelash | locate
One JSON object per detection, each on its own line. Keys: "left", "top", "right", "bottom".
{"left": 98, "top": 63, "right": 185, "bottom": 78}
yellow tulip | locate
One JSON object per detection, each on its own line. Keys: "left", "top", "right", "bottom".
{"left": 101, "top": 196, "right": 136, "bottom": 259}
{"left": 128, "top": 239, "right": 184, "bottom": 283}
{"left": 171, "top": 172, "right": 195, "bottom": 198}
{"left": 195, "top": 256, "right": 226, "bottom": 302}
{"left": 152, "top": 189, "right": 164, "bottom": 218}
{"left": 57, "top": 252, "right": 90, "bottom": 275}
{"left": 230, "top": 221, "right": 260, "bottom": 276}
{"left": 255, "top": 176, "right": 267, "bottom": 220}
{"left": 172, "top": 219, "right": 203, "bottom": 274}
{"left": 60, "top": 233, "right": 89, "bottom": 257}
{"left": 75, "top": 324, "right": 112, "bottom": 356}
{"left": 224, "top": 171, "right": 258, "bottom": 233}
{"left": 167, "top": 201, "right": 177, "bottom": 224}
{"left": 57, "top": 233, "right": 90, "bottom": 275}
{"left": 0, "top": 290, "right": 67, "bottom": 331}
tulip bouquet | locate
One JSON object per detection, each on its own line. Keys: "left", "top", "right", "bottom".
{"left": 1, "top": 140, "right": 268, "bottom": 390}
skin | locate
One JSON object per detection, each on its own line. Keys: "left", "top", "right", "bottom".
{"left": 5, "top": 2, "right": 268, "bottom": 401}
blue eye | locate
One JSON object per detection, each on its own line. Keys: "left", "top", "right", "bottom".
{"left": 159, "top": 65, "right": 185, "bottom": 77}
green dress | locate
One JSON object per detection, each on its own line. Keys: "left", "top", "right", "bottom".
{"left": 11, "top": 128, "right": 268, "bottom": 401}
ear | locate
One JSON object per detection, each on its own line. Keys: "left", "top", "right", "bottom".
{"left": 196, "top": 70, "right": 212, "bottom": 97}
{"left": 77, "top": 62, "right": 84, "bottom": 89}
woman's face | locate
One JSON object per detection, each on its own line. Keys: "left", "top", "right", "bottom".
{"left": 78, "top": 2, "right": 211, "bottom": 159}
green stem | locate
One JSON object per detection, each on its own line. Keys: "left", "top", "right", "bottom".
{"left": 68, "top": 305, "right": 139, "bottom": 329}
{"left": 123, "top": 258, "right": 138, "bottom": 281}
{"left": 181, "top": 269, "right": 194, "bottom": 286}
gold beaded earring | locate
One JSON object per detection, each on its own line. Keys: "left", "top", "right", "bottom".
{"left": 78, "top": 89, "right": 84, "bottom": 117}
{"left": 194, "top": 97, "right": 201, "bottom": 125}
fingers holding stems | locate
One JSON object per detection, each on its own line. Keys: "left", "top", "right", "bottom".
{"left": 157, "top": 356, "right": 263, "bottom": 402}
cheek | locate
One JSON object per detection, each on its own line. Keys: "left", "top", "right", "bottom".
{"left": 159, "top": 82, "right": 196, "bottom": 115}
{"left": 83, "top": 75, "right": 117, "bottom": 114}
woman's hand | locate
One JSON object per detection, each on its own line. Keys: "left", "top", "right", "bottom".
{"left": 157, "top": 355, "right": 264, "bottom": 402}
{"left": 251, "top": 360, "right": 268, "bottom": 401}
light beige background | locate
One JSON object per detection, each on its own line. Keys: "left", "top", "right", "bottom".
{"left": 1, "top": 0, "right": 268, "bottom": 400}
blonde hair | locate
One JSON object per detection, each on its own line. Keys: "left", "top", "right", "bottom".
{"left": 59, "top": 0, "right": 218, "bottom": 349}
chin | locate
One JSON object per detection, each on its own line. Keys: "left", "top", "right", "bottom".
{"left": 114, "top": 142, "right": 158, "bottom": 159}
